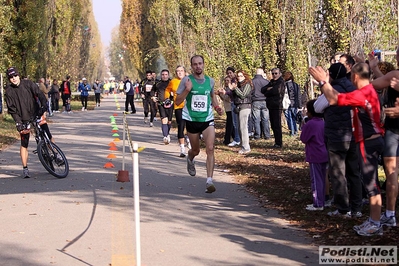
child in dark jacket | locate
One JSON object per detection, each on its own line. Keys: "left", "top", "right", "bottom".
{"left": 300, "top": 99, "right": 328, "bottom": 211}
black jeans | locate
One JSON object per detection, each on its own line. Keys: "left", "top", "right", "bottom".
{"left": 51, "top": 96, "right": 59, "bottom": 111}
{"left": 269, "top": 108, "right": 282, "bottom": 146}
{"left": 125, "top": 94, "right": 136, "bottom": 112}
{"left": 95, "top": 93, "right": 101, "bottom": 105}
{"left": 223, "top": 111, "right": 233, "bottom": 145}
{"left": 327, "top": 140, "right": 362, "bottom": 213}
{"left": 81, "top": 96, "right": 88, "bottom": 109}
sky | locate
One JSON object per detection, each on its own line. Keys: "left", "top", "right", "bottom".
{"left": 92, "top": 0, "right": 122, "bottom": 48}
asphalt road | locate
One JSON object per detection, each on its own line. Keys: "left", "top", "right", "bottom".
{"left": 0, "top": 95, "right": 319, "bottom": 266}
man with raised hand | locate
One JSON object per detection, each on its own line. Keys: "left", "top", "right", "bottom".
{"left": 309, "top": 62, "right": 384, "bottom": 236}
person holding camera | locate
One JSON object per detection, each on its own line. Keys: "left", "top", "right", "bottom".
{"left": 231, "top": 70, "right": 253, "bottom": 154}
{"left": 4, "top": 67, "right": 48, "bottom": 178}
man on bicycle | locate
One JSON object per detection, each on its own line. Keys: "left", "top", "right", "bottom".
{"left": 4, "top": 67, "right": 48, "bottom": 178}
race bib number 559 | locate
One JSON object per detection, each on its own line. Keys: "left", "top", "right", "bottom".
{"left": 191, "top": 95, "right": 207, "bottom": 112}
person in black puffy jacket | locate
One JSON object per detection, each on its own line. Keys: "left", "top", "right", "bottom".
{"left": 5, "top": 66, "right": 48, "bottom": 178}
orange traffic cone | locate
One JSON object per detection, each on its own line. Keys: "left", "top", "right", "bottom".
{"left": 104, "top": 162, "right": 115, "bottom": 168}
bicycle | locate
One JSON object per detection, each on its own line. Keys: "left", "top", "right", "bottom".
{"left": 31, "top": 117, "right": 69, "bottom": 178}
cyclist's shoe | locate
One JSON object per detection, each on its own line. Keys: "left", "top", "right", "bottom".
{"left": 55, "top": 154, "right": 65, "bottom": 166}
{"left": 22, "top": 167, "right": 30, "bottom": 179}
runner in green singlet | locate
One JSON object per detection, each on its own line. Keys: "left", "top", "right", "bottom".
{"left": 176, "top": 55, "right": 223, "bottom": 193}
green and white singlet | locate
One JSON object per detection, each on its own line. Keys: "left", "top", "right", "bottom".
{"left": 182, "top": 75, "right": 214, "bottom": 122}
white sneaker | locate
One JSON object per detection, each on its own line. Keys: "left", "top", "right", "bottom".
{"left": 179, "top": 147, "right": 186, "bottom": 158}
{"left": 205, "top": 181, "right": 216, "bottom": 193}
{"left": 144, "top": 117, "right": 149, "bottom": 124}
{"left": 81, "top": 107, "right": 85, "bottom": 111}
{"left": 306, "top": 205, "right": 324, "bottom": 211}
{"left": 150, "top": 122, "right": 154, "bottom": 127}
{"left": 228, "top": 141, "right": 240, "bottom": 147}
{"left": 163, "top": 136, "right": 168, "bottom": 145}
{"left": 167, "top": 135, "right": 170, "bottom": 144}
{"left": 238, "top": 149, "right": 250, "bottom": 154}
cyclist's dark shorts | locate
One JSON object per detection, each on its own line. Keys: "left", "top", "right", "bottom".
{"left": 185, "top": 120, "right": 214, "bottom": 134}
{"left": 20, "top": 132, "right": 30, "bottom": 148}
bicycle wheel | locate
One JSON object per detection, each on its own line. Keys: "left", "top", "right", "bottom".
{"left": 37, "top": 140, "right": 69, "bottom": 178}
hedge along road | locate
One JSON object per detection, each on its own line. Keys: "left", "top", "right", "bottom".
{"left": 0, "top": 95, "right": 319, "bottom": 266}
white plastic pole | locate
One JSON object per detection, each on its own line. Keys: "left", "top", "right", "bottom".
{"left": 133, "top": 142, "right": 141, "bottom": 266}
{"left": 122, "top": 115, "right": 126, "bottom": 170}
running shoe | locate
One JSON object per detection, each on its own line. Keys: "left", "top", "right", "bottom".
{"left": 324, "top": 198, "right": 333, "bottom": 207}
{"left": 380, "top": 213, "right": 397, "bottom": 227}
{"left": 205, "top": 181, "right": 216, "bottom": 193}
{"left": 306, "top": 205, "right": 324, "bottom": 211}
{"left": 228, "top": 141, "right": 240, "bottom": 147}
{"left": 179, "top": 146, "right": 186, "bottom": 158}
{"left": 327, "top": 209, "right": 351, "bottom": 218}
{"left": 238, "top": 149, "right": 250, "bottom": 155}
{"left": 354, "top": 220, "right": 383, "bottom": 236}
{"left": 186, "top": 157, "right": 196, "bottom": 176}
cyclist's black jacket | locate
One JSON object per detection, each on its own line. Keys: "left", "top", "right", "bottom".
{"left": 5, "top": 79, "right": 47, "bottom": 123}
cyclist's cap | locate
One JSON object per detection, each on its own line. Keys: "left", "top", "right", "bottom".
{"left": 6, "top": 67, "right": 19, "bottom": 78}
{"left": 82, "top": 78, "right": 87, "bottom": 81}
